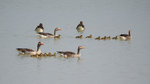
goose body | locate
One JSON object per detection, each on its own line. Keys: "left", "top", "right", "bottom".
{"left": 57, "top": 51, "right": 76, "bottom": 58}
{"left": 95, "top": 36, "right": 101, "bottom": 40}
{"left": 38, "top": 32, "right": 53, "bottom": 38}
{"left": 101, "top": 36, "right": 107, "bottom": 40}
{"left": 86, "top": 34, "right": 92, "bottom": 38}
{"left": 76, "top": 21, "right": 85, "bottom": 32}
{"left": 106, "top": 36, "right": 111, "bottom": 40}
{"left": 57, "top": 46, "right": 85, "bottom": 58}
{"left": 120, "top": 30, "right": 131, "bottom": 40}
{"left": 35, "top": 23, "right": 44, "bottom": 33}
{"left": 54, "top": 34, "right": 61, "bottom": 39}
{"left": 112, "top": 36, "right": 118, "bottom": 40}
{"left": 38, "top": 27, "right": 61, "bottom": 38}
{"left": 16, "top": 42, "right": 44, "bottom": 55}
{"left": 75, "top": 35, "right": 83, "bottom": 38}
{"left": 36, "top": 28, "right": 44, "bottom": 33}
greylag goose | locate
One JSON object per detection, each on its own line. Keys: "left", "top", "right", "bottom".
{"left": 35, "top": 23, "right": 44, "bottom": 33}
{"left": 57, "top": 46, "right": 85, "bottom": 58}
{"left": 86, "top": 34, "right": 92, "bottom": 38}
{"left": 38, "top": 27, "right": 61, "bottom": 38}
{"left": 16, "top": 42, "right": 44, "bottom": 55}
{"left": 76, "top": 21, "right": 85, "bottom": 32}
{"left": 120, "top": 29, "right": 131, "bottom": 40}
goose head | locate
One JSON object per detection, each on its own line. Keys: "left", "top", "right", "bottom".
{"left": 80, "top": 21, "right": 83, "bottom": 24}
{"left": 55, "top": 27, "right": 61, "bottom": 31}
{"left": 78, "top": 46, "right": 85, "bottom": 49}
{"left": 38, "top": 42, "right": 44, "bottom": 46}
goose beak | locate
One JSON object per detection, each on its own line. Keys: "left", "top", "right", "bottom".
{"left": 41, "top": 43, "right": 44, "bottom": 45}
{"left": 80, "top": 46, "right": 85, "bottom": 49}
{"left": 58, "top": 28, "right": 61, "bottom": 30}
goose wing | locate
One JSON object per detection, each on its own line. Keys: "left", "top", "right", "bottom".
{"left": 16, "top": 48, "right": 34, "bottom": 53}
{"left": 57, "top": 51, "right": 75, "bottom": 56}
{"left": 38, "top": 32, "right": 53, "bottom": 36}
{"left": 120, "top": 34, "right": 129, "bottom": 37}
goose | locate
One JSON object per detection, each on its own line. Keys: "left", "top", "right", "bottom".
{"left": 35, "top": 23, "right": 44, "bottom": 33}
{"left": 47, "top": 52, "right": 51, "bottom": 56}
{"left": 54, "top": 34, "right": 61, "bottom": 39}
{"left": 76, "top": 21, "right": 85, "bottom": 32}
{"left": 106, "top": 36, "right": 111, "bottom": 40}
{"left": 53, "top": 53, "right": 56, "bottom": 56}
{"left": 120, "top": 29, "right": 131, "bottom": 40}
{"left": 16, "top": 42, "right": 44, "bottom": 55}
{"left": 44, "top": 53, "right": 48, "bottom": 56}
{"left": 112, "top": 36, "right": 118, "bottom": 40}
{"left": 38, "top": 27, "right": 61, "bottom": 38}
{"left": 75, "top": 35, "right": 83, "bottom": 38}
{"left": 101, "top": 36, "right": 107, "bottom": 40}
{"left": 95, "top": 36, "right": 101, "bottom": 40}
{"left": 86, "top": 34, "right": 92, "bottom": 38}
{"left": 57, "top": 46, "right": 85, "bottom": 58}
{"left": 39, "top": 53, "right": 43, "bottom": 57}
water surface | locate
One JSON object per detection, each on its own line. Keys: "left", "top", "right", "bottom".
{"left": 0, "top": 0, "right": 150, "bottom": 84}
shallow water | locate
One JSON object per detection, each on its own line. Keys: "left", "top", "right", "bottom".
{"left": 0, "top": 0, "right": 150, "bottom": 84}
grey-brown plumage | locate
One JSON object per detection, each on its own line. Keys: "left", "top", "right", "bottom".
{"left": 38, "top": 32, "right": 53, "bottom": 36}
{"left": 57, "top": 51, "right": 76, "bottom": 56}
{"left": 16, "top": 48, "right": 34, "bottom": 53}
{"left": 38, "top": 27, "right": 61, "bottom": 38}
{"left": 57, "top": 46, "right": 85, "bottom": 58}
{"left": 16, "top": 42, "right": 44, "bottom": 55}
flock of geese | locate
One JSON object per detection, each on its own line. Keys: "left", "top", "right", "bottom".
{"left": 16, "top": 21, "right": 132, "bottom": 58}
{"left": 76, "top": 34, "right": 118, "bottom": 40}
